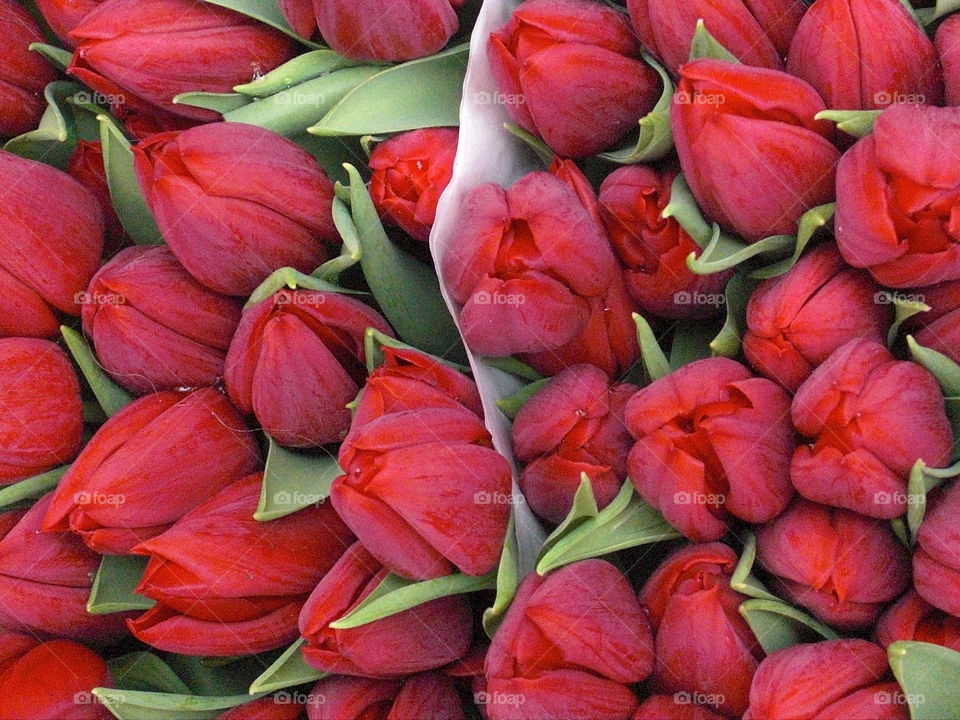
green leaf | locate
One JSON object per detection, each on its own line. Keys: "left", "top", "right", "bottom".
{"left": 815, "top": 109, "right": 882, "bottom": 138}
{"left": 108, "top": 653, "right": 192, "bottom": 695}
{"left": 634, "top": 313, "right": 672, "bottom": 382}
{"left": 309, "top": 45, "right": 468, "bottom": 137}
{"left": 932, "top": 0, "right": 960, "bottom": 21}
{"left": 245, "top": 266, "right": 354, "bottom": 309}
{"left": 361, "top": 327, "right": 469, "bottom": 375}
{"left": 201, "top": 0, "right": 315, "bottom": 43}
{"left": 313, "top": 197, "right": 363, "bottom": 281}
{"left": 3, "top": 81, "right": 84, "bottom": 169}
{"left": 906, "top": 459, "right": 960, "bottom": 544}
{"left": 889, "top": 641, "right": 960, "bottom": 720}
{"left": 255, "top": 437, "right": 339, "bottom": 522}
{"left": 738, "top": 599, "right": 839, "bottom": 655}
{"left": 689, "top": 19, "right": 740, "bottom": 63}
{"left": 503, "top": 123, "right": 554, "bottom": 166}
{"left": 249, "top": 639, "right": 324, "bottom": 695}
{"left": 98, "top": 116, "right": 163, "bottom": 245}
{"left": 536, "top": 475, "right": 600, "bottom": 562}
{"left": 173, "top": 92, "right": 251, "bottom": 114}
{"left": 496, "top": 378, "right": 550, "bottom": 420}
{"left": 908, "top": 336, "right": 960, "bottom": 397}
{"left": 61, "top": 326, "right": 134, "bottom": 417}
{"left": 887, "top": 296, "right": 931, "bottom": 349}
{"left": 710, "top": 273, "right": 757, "bottom": 359}
{"left": 29, "top": 42, "right": 71, "bottom": 72}
{"left": 482, "top": 357, "right": 544, "bottom": 382}
{"left": 483, "top": 514, "right": 520, "bottom": 638}
{"left": 600, "top": 54, "right": 674, "bottom": 164}
{"left": 687, "top": 225, "right": 794, "bottom": 276}
{"left": 661, "top": 174, "right": 713, "bottom": 247}
{"left": 92, "top": 688, "right": 264, "bottom": 720}
{"left": 235, "top": 50, "right": 363, "bottom": 97}
{"left": 164, "top": 655, "right": 266, "bottom": 697}
{"left": 0, "top": 465, "right": 68, "bottom": 511}
{"left": 750, "top": 204, "right": 835, "bottom": 279}
{"left": 669, "top": 321, "right": 719, "bottom": 368}
{"left": 87, "top": 555, "right": 155, "bottom": 615}
{"left": 729, "top": 534, "right": 781, "bottom": 602}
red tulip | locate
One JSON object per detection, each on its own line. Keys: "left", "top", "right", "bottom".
{"left": 305, "top": 672, "right": 466, "bottom": 720}
{"left": 755, "top": 499, "right": 911, "bottom": 631}
{"left": 35, "top": 0, "right": 104, "bottom": 47}
{"left": 512, "top": 364, "right": 637, "bottom": 525}
{"left": 488, "top": 0, "right": 660, "bottom": 158}
{"left": 787, "top": 0, "right": 942, "bottom": 111}
{"left": 369, "top": 128, "right": 458, "bottom": 243}
{"left": 937, "top": 15, "right": 960, "bottom": 106}
{"left": 225, "top": 290, "right": 392, "bottom": 447}
{"left": 0, "top": 151, "right": 104, "bottom": 339}
{"left": 835, "top": 104, "right": 960, "bottom": 287}
{"left": 133, "top": 123, "right": 338, "bottom": 296}
{"left": 633, "top": 696, "right": 726, "bottom": 720}
{"left": 910, "top": 280, "right": 960, "bottom": 365}
{"left": 743, "top": 639, "right": 909, "bottom": 720}
{"left": 790, "top": 339, "right": 952, "bottom": 518}
{"left": 627, "top": 0, "right": 804, "bottom": 73}
{"left": 914, "top": 480, "right": 960, "bottom": 616}
{"left": 43, "top": 388, "right": 261, "bottom": 553}
{"left": 672, "top": 60, "right": 839, "bottom": 243}
{"left": 67, "top": 140, "right": 129, "bottom": 254}
{"left": 0, "top": 339, "right": 83, "bottom": 485}
{"left": 0, "top": 496, "right": 129, "bottom": 643}
{"left": 0, "top": 0, "right": 57, "bottom": 137}
{"left": 485, "top": 559, "right": 653, "bottom": 720}
{"left": 743, "top": 245, "right": 891, "bottom": 392}
{"left": 639, "top": 542, "right": 762, "bottom": 718}
{"left": 216, "top": 697, "right": 304, "bottom": 720}
{"left": 299, "top": 542, "right": 471, "bottom": 677}
{"left": 83, "top": 245, "right": 243, "bottom": 395}
{"left": 626, "top": 358, "right": 795, "bottom": 541}
{"left": 875, "top": 590, "right": 960, "bottom": 652}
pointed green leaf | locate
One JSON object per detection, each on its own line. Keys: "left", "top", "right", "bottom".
{"left": 710, "top": 273, "right": 756, "bottom": 359}
{"left": 933, "top": 0, "right": 960, "bottom": 20}
{"left": 235, "top": 50, "right": 362, "bottom": 97}
{"left": 815, "top": 109, "right": 882, "bottom": 138}
{"left": 907, "top": 459, "right": 960, "bottom": 544}
{"left": 687, "top": 225, "right": 795, "bottom": 276}
{"left": 61, "top": 326, "right": 134, "bottom": 417}
{"left": 750, "top": 204, "right": 835, "bottom": 279}
{"left": 255, "top": 437, "right": 339, "bottom": 522}
{"left": 4, "top": 81, "right": 85, "bottom": 168}
{"left": 92, "top": 688, "right": 264, "bottom": 720}
{"left": 29, "top": 42, "right": 71, "bottom": 72}
{"left": 87, "top": 555, "right": 155, "bottom": 615}
{"left": 729, "top": 534, "right": 781, "bottom": 602}
{"left": 887, "top": 296, "right": 931, "bottom": 348}
{"left": 483, "top": 514, "right": 520, "bottom": 638}
{"left": 249, "top": 639, "right": 325, "bottom": 695}
{"left": 600, "top": 54, "right": 674, "bottom": 164}
{"left": 173, "top": 92, "right": 250, "bottom": 114}
{"left": 312, "top": 197, "right": 363, "bottom": 281}
{"left": 245, "top": 266, "right": 356, "bottom": 309}
{"left": 889, "top": 641, "right": 960, "bottom": 720}
{"left": 482, "top": 357, "right": 544, "bottom": 382}
{"left": 739, "top": 599, "right": 839, "bottom": 655}
{"left": 689, "top": 19, "right": 740, "bottom": 63}
{"left": 201, "top": 0, "right": 315, "bottom": 43}
{"left": 98, "top": 116, "right": 163, "bottom": 245}
{"left": 503, "top": 123, "right": 554, "bottom": 166}
{"left": 536, "top": 475, "right": 600, "bottom": 562}
{"left": 108, "top": 653, "right": 192, "bottom": 695}
{"left": 908, "top": 336, "right": 960, "bottom": 396}
{"left": 496, "top": 378, "right": 551, "bottom": 420}
{"left": 661, "top": 174, "right": 712, "bottom": 247}
{"left": 634, "top": 313, "right": 672, "bottom": 381}
{"left": 0, "top": 465, "right": 68, "bottom": 511}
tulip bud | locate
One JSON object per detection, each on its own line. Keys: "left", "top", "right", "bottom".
{"left": 369, "top": 128, "right": 458, "bottom": 243}
{"left": 875, "top": 590, "right": 960, "bottom": 652}
{"left": 909, "top": 280, "right": 960, "bottom": 365}
{"left": 225, "top": 290, "right": 392, "bottom": 447}
{"left": 790, "top": 339, "right": 952, "bottom": 518}
{"left": 488, "top": 0, "right": 660, "bottom": 158}
{"left": 0, "top": 151, "right": 104, "bottom": 339}
{"left": 633, "top": 696, "right": 726, "bottom": 720}
{"left": 937, "top": 15, "right": 960, "bottom": 106}
{"left": 756, "top": 499, "right": 910, "bottom": 631}
{"left": 836, "top": 104, "right": 960, "bottom": 288}
{"left": 485, "top": 559, "right": 653, "bottom": 720}
{"left": 67, "top": 140, "right": 129, "bottom": 255}
{"left": 133, "top": 123, "right": 338, "bottom": 296}
{"left": 672, "top": 60, "right": 840, "bottom": 243}
{"left": 513, "top": 364, "right": 638, "bottom": 525}
{"left": 217, "top": 697, "right": 304, "bottom": 720}
{"left": 305, "top": 672, "right": 466, "bottom": 720}
{"left": 627, "top": 0, "right": 804, "bottom": 74}
{"left": 43, "top": 388, "right": 261, "bottom": 553}
{"left": 0, "top": 0, "right": 57, "bottom": 137}
{"left": 743, "top": 639, "right": 909, "bottom": 720}
{"left": 787, "top": 0, "right": 942, "bottom": 111}
{"left": 83, "top": 246, "right": 243, "bottom": 395}
{"left": 743, "top": 245, "right": 891, "bottom": 392}
{"left": 626, "top": 358, "right": 795, "bottom": 541}
{"left": 35, "top": 0, "right": 104, "bottom": 47}
{"left": 0, "top": 339, "right": 83, "bottom": 484}
{"left": 914, "top": 480, "right": 960, "bottom": 616}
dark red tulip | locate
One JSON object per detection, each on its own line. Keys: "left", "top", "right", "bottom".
{"left": 485, "top": 559, "right": 653, "bottom": 720}
{"left": 743, "top": 639, "right": 909, "bottom": 720}
{"left": 835, "top": 104, "right": 960, "bottom": 288}
{"left": 914, "top": 480, "right": 960, "bottom": 616}
{"left": 639, "top": 543, "right": 762, "bottom": 718}
{"left": 910, "top": 280, "right": 960, "bottom": 365}
{"left": 937, "top": 15, "right": 960, "bottom": 106}
{"left": 787, "top": 0, "right": 942, "bottom": 111}
{"left": 755, "top": 499, "right": 911, "bottom": 631}
{"left": 35, "top": 0, "right": 104, "bottom": 47}
{"left": 369, "top": 128, "right": 458, "bottom": 243}
{"left": 305, "top": 672, "right": 466, "bottom": 720}
{"left": 488, "top": 0, "right": 661, "bottom": 157}
{"left": 0, "top": 496, "right": 129, "bottom": 643}
{"left": 83, "top": 245, "right": 243, "bottom": 395}
{"left": 626, "top": 358, "right": 795, "bottom": 541}
{"left": 67, "top": 140, "right": 129, "bottom": 254}
{"left": 672, "top": 60, "right": 839, "bottom": 243}
{"left": 627, "top": 0, "right": 804, "bottom": 73}
{"left": 43, "top": 388, "right": 261, "bottom": 553}
{"left": 790, "top": 339, "right": 952, "bottom": 519}
{"left": 512, "top": 364, "right": 638, "bottom": 525}
{"left": 216, "top": 696, "right": 304, "bottom": 720}
{"left": 0, "top": 339, "right": 83, "bottom": 485}
{"left": 875, "top": 590, "right": 960, "bottom": 652}
{"left": 743, "top": 245, "right": 891, "bottom": 392}
{"left": 133, "top": 123, "right": 338, "bottom": 296}
{"left": 225, "top": 290, "right": 392, "bottom": 447}
{"left": 299, "top": 542, "right": 471, "bottom": 677}
{"left": 0, "top": 0, "right": 57, "bottom": 137}
{"left": 0, "top": 151, "right": 104, "bottom": 339}
{"left": 129, "top": 473, "right": 354, "bottom": 656}
{"left": 633, "top": 696, "right": 726, "bottom": 720}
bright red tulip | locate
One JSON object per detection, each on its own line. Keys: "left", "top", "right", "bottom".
{"left": 369, "top": 128, "right": 458, "bottom": 243}
{"left": 43, "top": 388, "right": 261, "bottom": 553}
{"left": 875, "top": 590, "right": 960, "bottom": 652}
{"left": 35, "top": 0, "right": 105, "bottom": 47}
{"left": 672, "top": 60, "right": 839, "bottom": 243}
{"left": 0, "top": 339, "right": 83, "bottom": 485}
{"left": 914, "top": 481, "right": 960, "bottom": 616}
{"left": 67, "top": 140, "right": 128, "bottom": 254}
{"left": 755, "top": 499, "right": 911, "bottom": 631}
{"left": 743, "top": 245, "right": 891, "bottom": 392}
{"left": 488, "top": 0, "right": 660, "bottom": 157}
{"left": 305, "top": 672, "right": 466, "bottom": 720}
{"left": 633, "top": 696, "right": 726, "bottom": 720}
{"left": 83, "top": 245, "right": 243, "bottom": 395}
{"left": 937, "top": 15, "right": 960, "bottom": 106}
{"left": 0, "top": 151, "right": 104, "bottom": 339}
{"left": 626, "top": 358, "right": 795, "bottom": 541}
{"left": 0, "top": 0, "right": 57, "bottom": 137}
{"left": 790, "top": 339, "right": 952, "bottom": 518}
{"left": 910, "top": 280, "right": 960, "bottom": 365}
{"left": 485, "top": 559, "right": 653, "bottom": 720}
{"left": 225, "top": 290, "right": 392, "bottom": 447}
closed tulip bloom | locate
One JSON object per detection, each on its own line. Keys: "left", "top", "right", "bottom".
{"left": 787, "top": 0, "right": 942, "bottom": 111}
{"left": 628, "top": 0, "right": 804, "bottom": 74}
{"left": 216, "top": 697, "right": 304, "bottom": 720}
{"left": 513, "top": 364, "right": 638, "bottom": 525}
{"left": 914, "top": 481, "right": 960, "bottom": 616}
{"left": 790, "top": 339, "right": 952, "bottom": 518}
{"left": 743, "top": 639, "right": 909, "bottom": 720}
{"left": 485, "top": 559, "right": 654, "bottom": 720}
{"left": 83, "top": 246, "right": 243, "bottom": 395}
{"left": 0, "top": 0, "right": 57, "bottom": 137}
{"left": 743, "top": 245, "right": 891, "bottom": 392}
{"left": 67, "top": 140, "right": 128, "bottom": 254}
{"left": 370, "top": 128, "right": 458, "bottom": 242}
{"left": 43, "top": 388, "right": 261, "bottom": 553}
{"left": 910, "top": 280, "right": 960, "bottom": 365}
{"left": 225, "top": 290, "right": 392, "bottom": 447}
{"left": 633, "top": 696, "right": 726, "bottom": 720}
{"left": 626, "top": 358, "right": 795, "bottom": 541}
{"left": 937, "top": 15, "right": 960, "bottom": 106}
{"left": 0, "top": 151, "right": 104, "bottom": 339}
{"left": 0, "top": 339, "right": 83, "bottom": 484}
{"left": 672, "top": 60, "right": 839, "bottom": 243}
{"left": 875, "top": 590, "right": 960, "bottom": 652}
{"left": 836, "top": 104, "right": 960, "bottom": 287}
{"left": 755, "top": 499, "right": 911, "bottom": 631}
{"left": 488, "top": 0, "right": 661, "bottom": 158}
{"left": 35, "top": 0, "right": 104, "bottom": 47}
{"left": 133, "top": 123, "right": 338, "bottom": 296}
{"left": 306, "top": 673, "right": 465, "bottom": 720}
